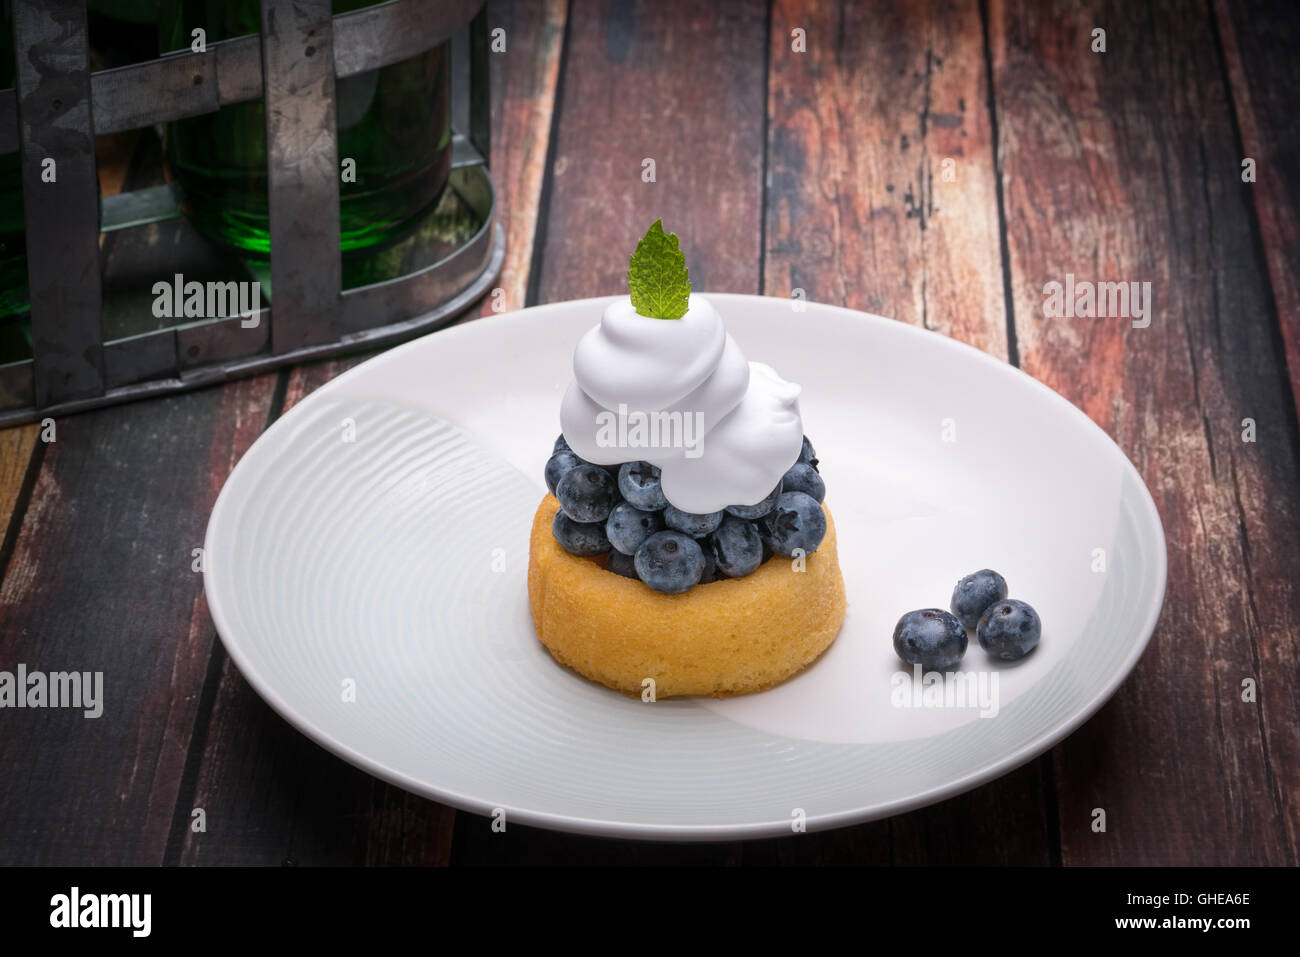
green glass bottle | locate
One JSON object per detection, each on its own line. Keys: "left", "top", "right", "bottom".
{"left": 0, "top": 6, "right": 28, "bottom": 326}
{"left": 159, "top": 0, "right": 453, "bottom": 274}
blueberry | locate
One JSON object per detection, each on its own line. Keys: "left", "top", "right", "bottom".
{"left": 618, "top": 461, "right": 668, "bottom": 511}
{"left": 977, "top": 599, "right": 1041, "bottom": 661}
{"left": 950, "top": 569, "right": 1009, "bottom": 630}
{"left": 552, "top": 510, "right": 610, "bottom": 557}
{"left": 605, "top": 502, "right": 665, "bottom": 555}
{"left": 711, "top": 515, "right": 764, "bottom": 578}
{"left": 892, "top": 609, "right": 967, "bottom": 669}
{"left": 634, "top": 531, "right": 705, "bottom": 594}
{"left": 698, "top": 536, "right": 719, "bottom": 584}
{"left": 664, "top": 505, "right": 724, "bottom": 538}
{"left": 555, "top": 464, "right": 617, "bottom": 523}
{"left": 764, "top": 491, "right": 827, "bottom": 556}
{"left": 781, "top": 462, "right": 825, "bottom": 503}
{"left": 544, "top": 449, "right": 583, "bottom": 496}
{"left": 725, "top": 481, "right": 782, "bottom": 519}
{"left": 798, "top": 435, "right": 819, "bottom": 470}
{"left": 553, "top": 433, "right": 570, "bottom": 453}
{"left": 604, "top": 548, "right": 640, "bottom": 579}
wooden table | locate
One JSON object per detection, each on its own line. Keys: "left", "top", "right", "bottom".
{"left": 1, "top": 0, "right": 1296, "bottom": 866}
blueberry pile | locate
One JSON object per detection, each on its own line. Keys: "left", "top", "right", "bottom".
{"left": 546, "top": 434, "right": 828, "bottom": 594}
{"left": 892, "top": 568, "right": 1042, "bottom": 667}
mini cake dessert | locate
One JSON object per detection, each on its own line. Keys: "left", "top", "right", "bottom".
{"left": 528, "top": 221, "right": 845, "bottom": 698}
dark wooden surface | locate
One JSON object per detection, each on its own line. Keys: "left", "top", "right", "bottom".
{"left": 1, "top": 0, "right": 1297, "bottom": 866}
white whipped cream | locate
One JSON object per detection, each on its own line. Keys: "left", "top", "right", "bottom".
{"left": 560, "top": 295, "right": 804, "bottom": 513}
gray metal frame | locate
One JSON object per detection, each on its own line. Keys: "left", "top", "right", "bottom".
{"left": 0, "top": 0, "right": 500, "bottom": 426}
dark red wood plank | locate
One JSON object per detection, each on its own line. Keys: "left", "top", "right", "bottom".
{"left": 991, "top": 0, "right": 1300, "bottom": 864}
{"left": 535, "top": 0, "right": 768, "bottom": 302}
{"left": 0, "top": 375, "right": 277, "bottom": 865}
{"left": 478, "top": 0, "right": 568, "bottom": 315}
{"left": 0, "top": 425, "right": 38, "bottom": 562}
{"left": 766, "top": 0, "right": 1008, "bottom": 353}
{"left": 1215, "top": 0, "right": 1300, "bottom": 426}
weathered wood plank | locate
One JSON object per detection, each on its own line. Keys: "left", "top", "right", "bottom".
{"left": 0, "top": 425, "right": 39, "bottom": 568}
{"left": 535, "top": 0, "right": 768, "bottom": 302}
{"left": 177, "top": 0, "right": 569, "bottom": 865}
{"left": 757, "top": 0, "right": 1046, "bottom": 865}
{"left": 766, "top": 0, "right": 1007, "bottom": 354}
{"left": 0, "top": 374, "right": 277, "bottom": 865}
{"left": 478, "top": 0, "right": 567, "bottom": 315}
{"left": 1214, "top": 0, "right": 1300, "bottom": 422}
{"left": 991, "top": 0, "right": 1300, "bottom": 864}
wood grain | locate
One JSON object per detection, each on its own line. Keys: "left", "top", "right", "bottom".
{"left": 535, "top": 0, "right": 769, "bottom": 301}
{"left": 767, "top": 0, "right": 1007, "bottom": 353}
{"left": 478, "top": 0, "right": 568, "bottom": 315}
{"left": 1214, "top": 0, "right": 1300, "bottom": 419}
{"left": 0, "top": 425, "right": 38, "bottom": 569}
{"left": 990, "top": 0, "right": 1300, "bottom": 865}
{"left": 0, "top": 374, "right": 277, "bottom": 865}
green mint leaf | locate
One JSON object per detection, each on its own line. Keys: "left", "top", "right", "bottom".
{"left": 628, "top": 219, "right": 691, "bottom": 319}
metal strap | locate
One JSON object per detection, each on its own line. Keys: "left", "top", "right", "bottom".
{"left": 13, "top": 0, "right": 105, "bottom": 406}
{"left": 262, "top": 0, "right": 343, "bottom": 353}
{"left": 0, "top": 0, "right": 488, "bottom": 151}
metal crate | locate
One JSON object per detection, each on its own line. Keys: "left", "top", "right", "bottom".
{"left": 0, "top": 0, "right": 504, "bottom": 426}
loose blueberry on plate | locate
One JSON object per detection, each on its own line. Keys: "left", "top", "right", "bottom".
{"left": 780, "top": 462, "right": 824, "bottom": 503}
{"left": 950, "top": 568, "right": 1009, "bottom": 630}
{"left": 606, "top": 501, "right": 666, "bottom": 555}
{"left": 634, "top": 531, "right": 705, "bottom": 594}
{"left": 893, "top": 609, "right": 968, "bottom": 669}
{"left": 664, "top": 505, "right": 724, "bottom": 538}
{"left": 553, "top": 433, "right": 570, "bottom": 453}
{"left": 724, "top": 481, "right": 782, "bottom": 520}
{"left": 555, "top": 464, "right": 618, "bottom": 523}
{"left": 552, "top": 511, "right": 611, "bottom": 557}
{"left": 977, "top": 599, "right": 1042, "bottom": 661}
{"left": 711, "top": 515, "right": 764, "bottom": 578}
{"left": 545, "top": 449, "right": 583, "bottom": 496}
{"left": 765, "top": 491, "right": 827, "bottom": 556}
{"left": 604, "top": 547, "right": 640, "bottom": 579}
{"left": 618, "top": 461, "right": 668, "bottom": 511}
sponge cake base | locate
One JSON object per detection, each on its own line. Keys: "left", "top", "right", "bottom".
{"left": 527, "top": 494, "right": 846, "bottom": 698}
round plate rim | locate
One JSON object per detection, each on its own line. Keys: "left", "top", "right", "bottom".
{"left": 203, "top": 293, "right": 1168, "bottom": 841}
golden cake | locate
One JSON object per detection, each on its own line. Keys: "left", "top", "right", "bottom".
{"left": 528, "top": 494, "right": 846, "bottom": 698}
{"left": 530, "top": 220, "right": 846, "bottom": 698}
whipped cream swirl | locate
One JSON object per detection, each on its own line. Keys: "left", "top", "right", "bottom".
{"left": 560, "top": 295, "right": 804, "bottom": 514}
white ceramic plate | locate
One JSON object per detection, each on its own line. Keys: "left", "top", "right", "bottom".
{"left": 204, "top": 294, "right": 1166, "bottom": 841}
